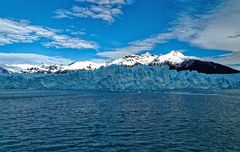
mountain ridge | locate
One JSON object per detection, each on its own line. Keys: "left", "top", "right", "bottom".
{"left": 4, "top": 51, "right": 240, "bottom": 74}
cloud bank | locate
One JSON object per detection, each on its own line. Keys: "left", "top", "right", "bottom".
{"left": 0, "top": 18, "right": 97, "bottom": 49}
{"left": 98, "top": 0, "right": 240, "bottom": 69}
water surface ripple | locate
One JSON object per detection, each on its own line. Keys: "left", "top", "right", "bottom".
{"left": 0, "top": 90, "right": 240, "bottom": 152}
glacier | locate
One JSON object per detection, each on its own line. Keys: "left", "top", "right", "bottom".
{"left": 0, "top": 65, "right": 240, "bottom": 90}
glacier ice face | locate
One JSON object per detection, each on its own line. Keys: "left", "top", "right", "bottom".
{"left": 0, "top": 65, "right": 239, "bottom": 91}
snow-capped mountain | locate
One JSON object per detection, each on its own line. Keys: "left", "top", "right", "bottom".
{"left": 3, "top": 64, "right": 37, "bottom": 73}
{"left": 60, "top": 61, "right": 106, "bottom": 73}
{"left": 150, "top": 51, "right": 189, "bottom": 65}
{"left": 21, "top": 61, "right": 106, "bottom": 74}
{"left": 110, "top": 51, "right": 239, "bottom": 74}
{"left": 19, "top": 52, "right": 157, "bottom": 74}
{"left": 0, "top": 66, "right": 10, "bottom": 74}
{"left": 149, "top": 51, "right": 239, "bottom": 74}
{"left": 8, "top": 51, "right": 239, "bottom": 74}
{"left": 109, "top": 52, "right": 157, "bottom": 66}
{"left": 21, "top": 64, "right": 63, "bottom": 74}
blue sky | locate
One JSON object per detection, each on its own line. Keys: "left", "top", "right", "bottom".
{"left": 0, "top": 0, "right": 239, "bottom": 68}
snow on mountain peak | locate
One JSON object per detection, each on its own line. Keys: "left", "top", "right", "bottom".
{"left": 151, "top": 50, "right": 188, "bottom": 65}
{"left": 167, "top": 50, "right": 185, "bottom": 58}
{"left": 21, "top": 63, "right": 63, "bottom": 74}
{"left": 142, "top": 52, "right": 153, "bottom": 57}
{"left": 3, "top": 64, "right": 36, "bottom": 73}
{"left": 63, "top": 61, "right": 106, "bottom": 71}
{"left": 20, "top": 61, "right": 106, "bottom": 73}
{"left": 109, "top": 52, "right": 157, "bottom": 66}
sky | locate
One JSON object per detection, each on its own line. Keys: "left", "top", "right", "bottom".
{"left": 0, "top": 0, "right": 239, "bottom": 69}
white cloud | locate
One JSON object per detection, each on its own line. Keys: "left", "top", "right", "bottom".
{"left": 66, "top": 29, "right": 86, "bottom": 36}
{"left": 208, "top": 52, "right": 240, "bottom": 70}
{"left": 172, "top": 0, "right": 240, "bottom": 52}
{"left": 0, "top": 18, "right": 97, "bottom": 49}
{"left": 214, "top": 52, "right": 240, "bottom": 65}
{"left": 98, "top": 0, "right": 240, "bottom": 65}
{"left": 0, "top": 53, "right": 73, "bottom": 66}
{"left": 54, "top": 0, "right": 134, "bottom": 22}
{"left": 43, "top": 35, "right": 98, "bottom": 49}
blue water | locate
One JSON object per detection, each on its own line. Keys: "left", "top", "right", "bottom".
{"left": 0, "top": 90, "right": 240, "bottom": 152}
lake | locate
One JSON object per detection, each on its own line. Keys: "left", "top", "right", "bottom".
{"left": 0, "top": 90, "right": 240, "bottom": 152}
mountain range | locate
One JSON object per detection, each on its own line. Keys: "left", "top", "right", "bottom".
{"left": 1, "top": 51, "right": 239, "bottom": 74}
